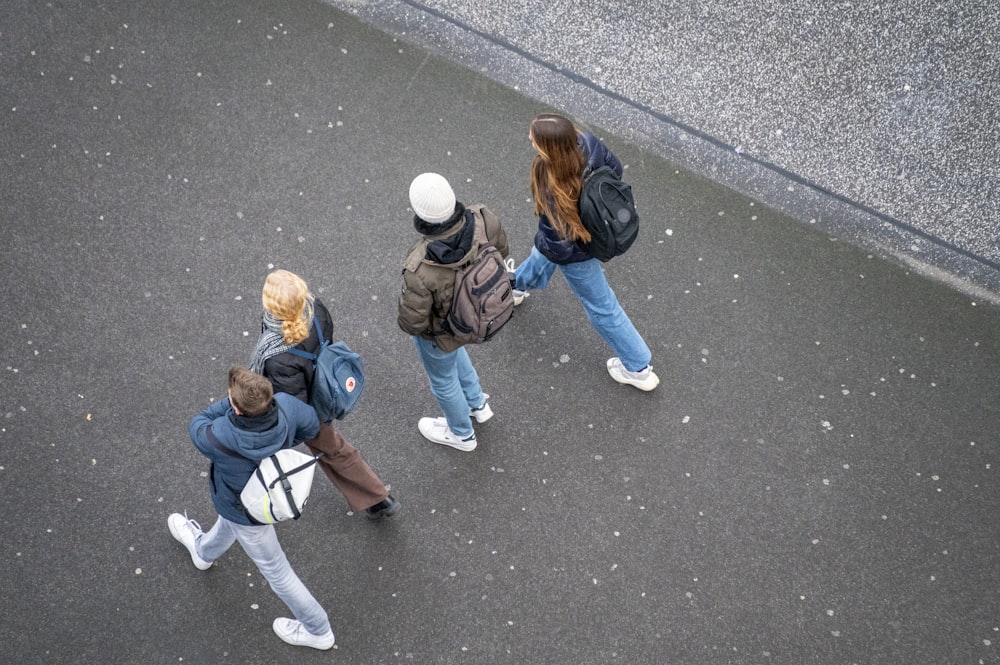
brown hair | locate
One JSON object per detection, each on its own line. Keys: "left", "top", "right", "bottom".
{"left": 529, "top": 113, "right": 590, "bottom": 243}
{"left": 261, "top": 269, "right": 313, "bottom": 344}
{"left": 228, "top": 366, "right": 274, "bottom": 417}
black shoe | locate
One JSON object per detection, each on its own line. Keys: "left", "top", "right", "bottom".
{"left": 365, "top": 495, "right": 400, "bottom": 521}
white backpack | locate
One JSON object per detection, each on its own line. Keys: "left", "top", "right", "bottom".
{"left": 206, "top": 419, "right": 319, "bottom": 524}
{"left": 240, "top": 448, "right": 318, "bottom": 524}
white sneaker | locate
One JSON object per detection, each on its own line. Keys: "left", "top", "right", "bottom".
{"left": 470, "top": 393, "right": 494, "bottom": 423}
{"left": 606, "top": 357, "right": 660, "bottom": 391}
{"left": 505, "top": 257, "right": 529, "bottom": 306}
{"left": 418, "top": 417, "right": 477, "bottom": 451}
{"left": 168, "top": 513, "right": 213, "bottom": 570}
{"left": 272, "top": 618, "right": 335, "bottom": 650}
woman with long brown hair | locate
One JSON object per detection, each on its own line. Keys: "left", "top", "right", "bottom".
{"left": 510, "top": 112, "right": 659, "bottom": 391}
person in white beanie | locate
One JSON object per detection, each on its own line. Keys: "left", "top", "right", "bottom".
{"left": 397, "top": 173, "right": 511, "bottom": 451}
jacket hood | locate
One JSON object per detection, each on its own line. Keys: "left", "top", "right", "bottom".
{"left": 215, "top": 403, "right": 291, "bottom": 461}
{"left": 418, "top": 204, "right": 476, "bottom": 267}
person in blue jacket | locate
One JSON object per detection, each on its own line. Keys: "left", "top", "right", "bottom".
{"left": 167, "top": 366, "right": 335, "bottom": 651}
{"left": 510, "top": 112, "right": 660, "bottom": 391}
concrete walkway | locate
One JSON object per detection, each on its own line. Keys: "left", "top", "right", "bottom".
{"left": 328, "top": 0, "right": 1000, "bottom": 303}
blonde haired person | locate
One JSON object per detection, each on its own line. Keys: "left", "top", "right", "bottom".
{"left": 249, "top": 269, "right": 399, "bottom": 520}
{"left": 509, "top": 113, "right": 659, "bottom": 391}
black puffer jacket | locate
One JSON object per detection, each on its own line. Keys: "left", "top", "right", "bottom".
{"left": 533, "top": 132, "right": 624, "bottom": 265}
{"left": 261, "top": 298, "right": 335, "bottom": 403}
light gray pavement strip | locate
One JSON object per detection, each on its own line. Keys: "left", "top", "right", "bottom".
{"left": 326, "top": 0, "right": 1000, "bottom": 303}
{"left": 2, "top": 1, "right": 999, "bottom": 664}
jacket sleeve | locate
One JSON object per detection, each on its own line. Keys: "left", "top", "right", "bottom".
{"left": 188, "top": 398, "right": 231, "bottom": 458}
{"left": 397, "top": 269, "right": 435, "bottom": 336}
{"left": 581, "top": 132, "right": 623, "bottom": 177}
{"left": 534, "top": 214, "right": 585, "bottom": 264}
{"left": 278, "top": 394, "right": 320, "bottom": 445}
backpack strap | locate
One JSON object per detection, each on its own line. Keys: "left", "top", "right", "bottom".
{"left": 204, "top": 425, "right": 245, "bottom": 459}
{"left": 460, "top": 208, "right": 490, "bottom": 265}
{"left": 466, "top": 207, "right": 487, "bottom": 248}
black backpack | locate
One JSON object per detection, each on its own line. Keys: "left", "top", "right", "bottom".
{"left": 443, "top": 210, "right": 515, "bottom": 344}
{"left": 578, "top": 165, "right": 640, "bottom": 262}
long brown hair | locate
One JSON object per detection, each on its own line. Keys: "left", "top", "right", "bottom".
{"left": 529, "top": 113, "right": 590, "bottom": 243}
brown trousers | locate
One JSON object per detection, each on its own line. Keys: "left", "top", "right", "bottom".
{"left": 303, "top": 422, "right": 388, "bottom": 512}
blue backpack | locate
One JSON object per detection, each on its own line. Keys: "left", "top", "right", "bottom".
{"left": 287, "top": 316, "right": 365, "bottom": 422}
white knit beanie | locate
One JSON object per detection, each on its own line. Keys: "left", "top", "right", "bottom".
{"left": 409, "top": 173, "right": 456, "bottom": 224}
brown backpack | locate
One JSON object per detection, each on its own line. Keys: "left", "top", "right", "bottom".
{"left": 443, "top": 209, "right": 515, "bottom": 344}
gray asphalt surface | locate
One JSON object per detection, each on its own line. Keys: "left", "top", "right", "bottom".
{"left": 326, "top": 0, "right": 1000, "bottom": 303}
{"left": 2, "top": 1, "right": 998, "bottom": 664}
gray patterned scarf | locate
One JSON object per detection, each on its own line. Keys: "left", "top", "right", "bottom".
{"left": 248, "top": 310, "right": 294, "bottom": 374}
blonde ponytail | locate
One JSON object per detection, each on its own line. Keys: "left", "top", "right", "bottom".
{"left": 261, "top": 269, "right": 313, "bottom": 345}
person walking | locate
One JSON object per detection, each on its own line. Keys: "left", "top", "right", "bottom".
{"left": 168, "top": 367, "right": 336, "bottom": 650}
{"left": 398, "top": 172, "right": 511, "bottom": 451}
{"left": 250, "top": 269, "right": 399, "bottom": 520}
{"left": 510, "top": 112, "right": 659, "bottom": 391}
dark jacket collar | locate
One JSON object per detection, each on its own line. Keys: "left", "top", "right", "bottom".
{"left": 415, "top": 203, "right": 475, "bottom": 265}
{"left": 412, "top": 202, "right": 466, "bottom": 236}
{"left": 229, "top": 400, "right": 279, "bottom": 432}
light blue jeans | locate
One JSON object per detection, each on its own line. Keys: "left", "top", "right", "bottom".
{"left": 197, "top": 516, "right": 331, "bottom": 637}
{"left": 412, "top": 335, "right": 486, "bottom": 437}
{"left": 514, "top": 247, "right": 652, "bottom": 372}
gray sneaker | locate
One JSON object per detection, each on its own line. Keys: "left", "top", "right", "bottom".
{"left": 364, "top": 495, "right": 401, "bottom": 521}
{"left": 606, "top": 357, "right": 660, "bottom": 391}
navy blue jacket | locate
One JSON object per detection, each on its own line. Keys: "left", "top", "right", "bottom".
{"left": 534, "top": 132, "right": 624, "bottom": 264}
{"left": 188, "top": 393, "right": 320, "bottom": 525}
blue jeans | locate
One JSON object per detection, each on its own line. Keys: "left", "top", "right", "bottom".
{"left": 412, "top": 335, "right": 485, "bottom": 437}
{"left": 514, "top": 247, "right": 652, "bottom": 372}
{"left": 196, "top": 516, "right": 331, "bottom": 637}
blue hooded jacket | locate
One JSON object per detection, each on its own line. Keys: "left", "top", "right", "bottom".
{"left": 533, "top": 132, "right": 624, "bottom": 265}
{"left": 188, "top": 393, "right": 320, "bottom": 525}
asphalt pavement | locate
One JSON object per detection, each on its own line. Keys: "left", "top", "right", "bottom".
{"left": 1, "top": 1, "right": 998, "bottom": 664}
